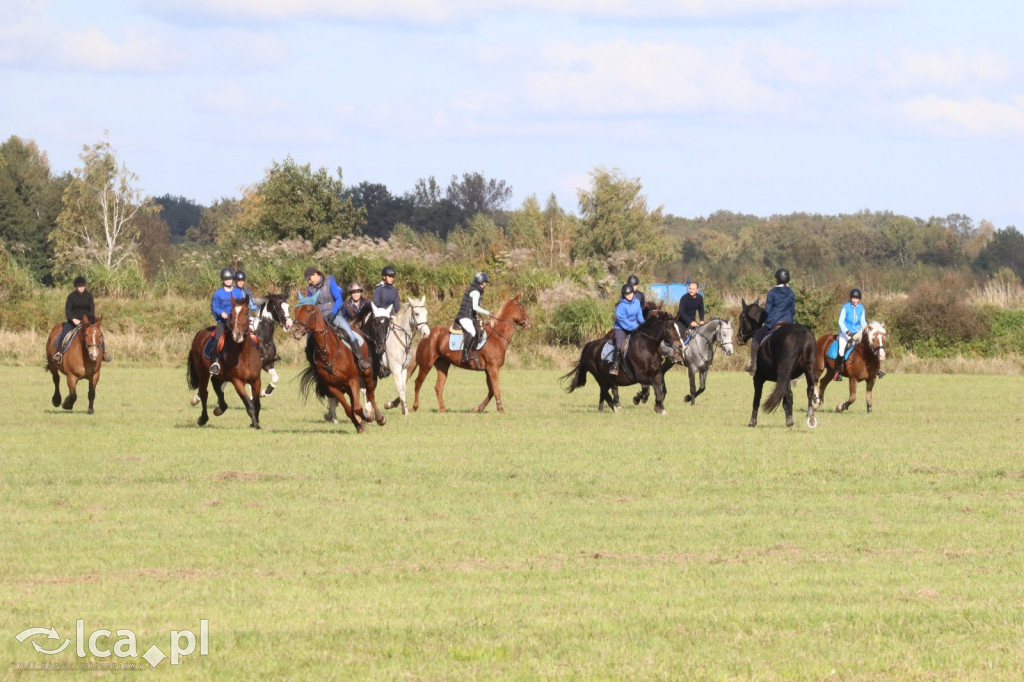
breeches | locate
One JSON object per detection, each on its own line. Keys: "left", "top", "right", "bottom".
{"left": 613, "top": 329, "right": 628, "bottom": 350}
{"left": 458, "top": 318, "right": 477, "bottom": 336}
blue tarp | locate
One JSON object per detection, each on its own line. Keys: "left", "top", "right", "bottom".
{"left": 648, "top": 283, "right": 690, "bottom": 304}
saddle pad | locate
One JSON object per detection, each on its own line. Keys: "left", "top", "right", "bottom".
{"left": 448, "top": 330, "right": 487, "bottom": 352}
{"left": 58, "top": 327, "right": 80, "bottom": 354}
{"left": 826, "top": 338, "right": 855, "bottom": 361}
{"left": 204, "top": 331, "right": 260, "bottom": 360}
{"left": 601, "top": 341, "right": 615, "bottom": 363}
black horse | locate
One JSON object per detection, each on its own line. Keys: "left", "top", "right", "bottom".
{"left": 561, "top": 314, "right": 683, "bottom": 414}
{"left": 737, "top": 298, "right": 820, "bottom": 428}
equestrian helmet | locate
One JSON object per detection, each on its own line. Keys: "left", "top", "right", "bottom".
{"left": 234, "top": 270, "right": 247, "bottom": 282}
{"left": 774, "top": 268, "right": 790, "bottom": 284}
{"left": 73, "top": 275, "right": 87, "bottom": 287}
{"left": 381, "top": 265, "right": 397, "bottom": 278}
{"left": 621, "top": 283, "right": 635, "bottom": 297}
{"left": 220, "top": 267, "right": 235, "bottom": 281}
{"left": 626, "top": 274, "right": 639, "bottom": 287}
{"left": 850, "top": 288, "right": 862, "bottom": 299}
{"left": 474, "top": 271, "right": 489, "bottom": 284}
{"left": 348, "top": 281, "right": 363, "bottom": 292}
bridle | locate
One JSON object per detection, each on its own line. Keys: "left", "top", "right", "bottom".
{"left": 489, "top": 302, "right": 530, "bottom": 344}
{"left": 83, "top": 324, "right": 103, "bottom": 360}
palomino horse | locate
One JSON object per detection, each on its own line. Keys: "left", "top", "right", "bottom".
{"left": 410, "top": 295, "right": 531, "bottom": 413}
{"left": 186, "top": 295, "right": 264, "bottom": 428}
{"left": 292, "top": 292, "right": 386, "bottom": 434}
{"left": 46, "top": 316, "right": 105, "bottom": 414}
{"left": 815, "top": 320, "right": 887, "bottom": 413}
{"left": 562, "top": 313, "right": 684, "bottom": 414}
{"left": 190, "top": 292, "right": 292, "bottom": 405}
{"left": 631, "top": 318, "right": 735, "bottom": 407}
{"left": 738, "top": 299, "right": 819, "bottom": 428}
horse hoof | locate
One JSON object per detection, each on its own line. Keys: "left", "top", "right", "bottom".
{"left": 748, "top": 420, "right": 757, "bottom": 427}
{"left": 213, "top": 407, "right": 225, "bottom": 417}
{"left": 807, "top": 416, "right": 818, "bottom": 428}
{"left": 51, "top": 397, "right": 60, "bottom": 408}
{"left": 401, "top": 406, "right": 409, "bottom": 416}
{"left": 190, "top": 395, "right": 201, "bottom": 406}
{"left": 197, "top": 416, "right": 208, "bottom": 426}
{"left": 786, "top": 419, "right": 795, "bottom": 428}
{"left": 87, "top": 408, "right": 94, "bottom": 415}
{"left": 655, "top": 407, "right": 666, "bottom": 415}
{"left": 264, "top": 385, "right": 275, "bottom": 395}
{"left": 472, "top": 406, "right": 480, "bottom": 413}
{"left": 632, "top": 396, "right": 642, "bottom": 406}
{"left": 377, "top": 414, "right": 387, "bottom": 426}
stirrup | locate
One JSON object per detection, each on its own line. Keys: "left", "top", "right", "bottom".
{"left": 210, "top": 360, "right": 221, "bottom": 374}
{"left": 877, "top": 370, "right": 887, "bottom": 378}
{"left": 52, "top": 352, "right": 62, "bottom": 364}
{"left": 609, "top": 363, "right": 619, "bottom": 376}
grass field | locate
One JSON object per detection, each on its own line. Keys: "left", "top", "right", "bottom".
{"left": 2, "top": 363, "right": 1023, "bottom": 679}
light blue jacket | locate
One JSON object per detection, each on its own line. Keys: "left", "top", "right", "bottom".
{"left": 614, "top": 297, "right": 644, "bottom": 332}
{"left": 839, "top": 301, "right": 867, "bottom": 335}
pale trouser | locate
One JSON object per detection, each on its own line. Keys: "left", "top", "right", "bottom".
{"left": 458, "top": 317, "right": 476, "bottom": 341}
{"left": 836, "top": 330, "right": 853, "bottom": 358}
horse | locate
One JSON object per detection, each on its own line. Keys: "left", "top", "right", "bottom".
{"left": 190, "top": 293, "right": 292, "bottom": 406}
{"left": 46, "top": 316, "right": 105, "bottom": 414}
{"left": 323, "top": 297, "right": 431, "bottom": 421}
{"left": 410, "top": 295, "right": 531, "bottom": 414}
{"left": 737, "top": 298, "right": 820, "bottom": 428}
{"left": 561, "top": 314, "right": 684, "bottom": 414}
{"left": 291, "top": 292, "right": 386, "bottom": 434}
{"left": 814, "top": 320, "right": 888, "bottom": 413}
{"left": 634, "top": 317, "right": 736, "bottom": 406}
{"left": 186, "top": 295, "right": 264, "bottom": 428}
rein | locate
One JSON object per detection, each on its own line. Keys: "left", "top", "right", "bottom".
{"left": 488, "top": 309, "right": 526, "bottom": 344}
{"left": 293, "top": 306, "right": 339, "bottom": 368}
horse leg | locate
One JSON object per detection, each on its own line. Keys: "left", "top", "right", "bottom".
{"left": 262, "top": 365, "right": 279, "bottom": 397}
{"left": 783, "top": 383, "right": 795, "bottom": 427}
{"left": 652, "top": 373, "right": 667, "bottom": 415}
{"left": 839, "top": 378, "right": 859, "bottom": 414}
{"left": 230, "top": 377, "right": 259, "bottom": 429}
{"left": 694, "top": 368, "right": 708, "bottom": 402}
{"left": 50, "top": 367, "right": 61, "bottom": 408}
{"left": 251, "top": 376, "right": 262, "bottom": 427}
{"left": 364, "top": 381, "right": 386, "bottom": 427}
{"left": 411, "top": 358, "right": 431, "bottom": 413}
{"left": 62, "top": 374, "right": 78, "bottom": 411}
{"left": 431, "top": 359, "right": 451, "bottom": 413}
{"left": 211, "top": 378, "right": 229, "bottom": 417}
{"left": 865, "top": 376, "right": 876, "bottom": 414}
{"left": 86, "top": 371, "right": 99, "bottom": 414}
{"left": 683, "top": 367, "right": 698, "bottom": 404}
{"left": 749, "top": 377, "right": 765, "bottom": 427}
{"left": 393, "top": 362, "right": 408, "bottom": 415}
{"left": 476, "top": 367, "right": 502, "bottom": 413}
{"left": 325, "top": 397, "right": 339, "bottom": 423}
{"left": 328, "top": 385, "right": 362, "bottom": 433}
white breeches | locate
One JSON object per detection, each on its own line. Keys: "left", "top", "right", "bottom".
{"left": 458, "top": 318, "right": 476, "bottom": 336}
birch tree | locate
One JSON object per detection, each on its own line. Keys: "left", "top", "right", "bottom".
{"left": 51, "top": 135, "right": 147, "bottom": 277}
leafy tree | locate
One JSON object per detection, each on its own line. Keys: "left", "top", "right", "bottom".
{"left": 135, "top": 209, "right": 173, "bottom": 279}
{"left": 877, "top": 213, "right": 922, "bottom": 266}
{"left": 225, "top": 157, "right": 365, "bottom": 250}
{"left": 153, "top": 194, "right": 202, "bottom": 243}
{"left": 342, "top": 181, "right": 413, "bottom": 239}
{"left": 572, "top": 167, "right": 671, "bottom": 272}
{"left": 404, "top": 172, "right": 512, "bottom": 239}
{"left": 974, "top": 226, "right": 1024, "bottom": 279}
{"left": 186, "top": 197, "right": 238, "bottom": 245}
{"left": 0, "top": 136, "right": 68, "bottom": 281}
{"left": 50, "top": 135, "right": 149, "bottom": 279}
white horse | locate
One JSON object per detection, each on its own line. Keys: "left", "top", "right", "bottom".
{"left": 325, "top": 297, "right": 430, "bottom": 421}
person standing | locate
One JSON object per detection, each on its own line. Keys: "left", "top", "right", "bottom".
{"left": 745, "top": 269, "right": 796, "bottom": 376}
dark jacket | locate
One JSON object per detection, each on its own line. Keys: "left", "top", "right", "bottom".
{"left": 65, "top": 290, "right": 96, "bottom": 324}
{"left": 308, "top": 275, "right": 343, "bottom": 321}
{"left": 373, "top": 281, "right": 401, "bottom": 314}
{"left": 341, "top": 297, "right": 371, "bottom": 325}
{"left": 677, "top": 293, "right": 705, "bottom": 326}
{"left": 764, "top": 285, "right": 796, "bottom": 327}
{"left": 456, "top": 282, "right": 486, "bottom": 321}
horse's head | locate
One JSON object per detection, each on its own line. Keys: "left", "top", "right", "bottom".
{"left": 737, "top": 298, "right": 765, "bottom": 344}
{"left": 408, "top": 296, "right": 430, "bottom": 338}
{"left": 229, "top": 296, "right": 250, "bottom": 343}
{"left": 368, "top": 302, "right": 393, "bottom": 351}
{"left": 717, "top": 318, "right": 736, "bottom": 356}
{"left": 83, "top": 316, "right": 103, "bottom": 362}
{"left": 866, "top": 320, "right": 887, "bottom": 360}
{"left": 263, "top": 293, "right": 293, "bottom": 332}
{"left": 662, "top": 319, "right": 685, "bottom": 363}
{"left": 290, "top": 291, "right": 321, "bottom": 339}
{"left": 499, "top": 294, "right": 531, "bottom": 329}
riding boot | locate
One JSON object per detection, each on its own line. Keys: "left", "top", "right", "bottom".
{"left": 609, "top": 349, "right": 620, "bottom": 376}
{"left": 349, "top": 338, "right": 371, "bottom": 370}
{"left": 833, "top": 358, "right": 844, "bottom": 381}
{"left": 745, "top": 341, "right": 758, "bottom": 375}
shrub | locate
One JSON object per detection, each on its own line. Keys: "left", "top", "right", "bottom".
{"left": 550, "top": 298, "right": 610, "bottom": 346}
{"left": 890, "top": 274, "right": 993, "bottom": 357}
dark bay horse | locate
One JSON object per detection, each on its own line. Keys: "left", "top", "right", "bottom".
{"left": 738, "top": 299, "right": 820, "bottom": 428}
{"left": 410, "top": 295, "right": 531, "bottom": 414}
{"left": 46, "top": 316, "right": 104, "bottom": 414}
{"left": 291, "top": 293, "right": 385, "bottom": 434}
{"left": 187, "top": 295, "right": 264, "bottom": 428}
{"left": 815, "top": 321, "right": 888, "bottom": 413}
{"left": 561, "top": 314, "right": 684, "bottom": 414}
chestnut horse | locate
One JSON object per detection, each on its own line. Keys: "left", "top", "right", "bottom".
{"left": 186, "top": 295, "right": 264, "bottom": 428}
{"left": 291, "top": 293, "right": 386, "bottom": 434}
{"left": 815, "top": 320, "right": 888, "bottom": 413}
{"left": 46, "top": 316, "right": 104, "bottom": 414}
{"left": 410, "top": 295, "right": 531, "bottom": 413}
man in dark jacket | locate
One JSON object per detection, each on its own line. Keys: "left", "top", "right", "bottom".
{"left": 54, "top": 275, "right": 109, "bottom": 364}
{"left": 676, "top": 280, "right": 705, "bottom": 337}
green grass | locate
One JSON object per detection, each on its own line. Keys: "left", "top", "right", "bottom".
{"left": 2, "top": 365, "right": 1023, "bottom": 679}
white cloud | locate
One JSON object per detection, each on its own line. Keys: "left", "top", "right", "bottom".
{"left": 882, "top": 48, "right": 1011, "bottom": 90}
{"left": 903, "top": 95, "right": 1024, "bottom": 137}
{"left": 61, "top": 27, "right": 188, "bottom": 73}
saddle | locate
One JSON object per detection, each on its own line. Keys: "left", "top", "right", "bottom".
{"left": 760, "top": 321, "right": 789, "bottom": 343}
{"left": 826, "top": 335, "right": 855, "bottom": 361}
{"left": 203, "top": 328, "right": 260, "bottom": 361}
{"left": 448, "top": 326, "right": 488, "bottom": 352}
{"left": 56, "top": 325, "right": 81, "bottom": 354}
{"left": 600, "top": 334, "right": 632, "bottom": 363}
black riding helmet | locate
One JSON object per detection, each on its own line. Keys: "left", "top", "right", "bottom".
{"left": 220, "top": 267, "right": 235, "bottom": 281}
{"left": 850, "top": 288, "right": 862, "bottom": 299}
{"left": 474, "top": 271, "right": 489, "bottom": 284}
{"left": 621, "top": 283, "right": 634, "bottom": 297}
{"left": 774, "top": 268, "right": 790, "bottom": 284}
{"left": 626, "top": 274, "right": 639, "bottom": 287}
{"left": 234, "top": 270, "right": 247, "bottom": 282}
{"left": 381, "top": 265, "right": 397, "bottom": 278}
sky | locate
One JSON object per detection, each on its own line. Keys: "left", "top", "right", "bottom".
{"left": 2, "top": 0, "right": 1022, "bottom": 229}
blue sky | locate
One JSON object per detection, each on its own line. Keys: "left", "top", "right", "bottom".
{"left": 2, "top": 0, "right": 1022, "bottom": 228}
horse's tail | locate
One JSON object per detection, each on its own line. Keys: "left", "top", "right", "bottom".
{"left": 559, "top": 358, "right": 588, "bottom": 393}
{"left": 186, "top": 350, "right": 199, "bottom": 390}
{"left": 297, "top": 364, "right": 330, "bottom": 404}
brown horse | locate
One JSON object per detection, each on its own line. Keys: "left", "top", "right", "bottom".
{"left": 291, "top": 295, "right": 386, "bottom": 434}
{"left": 46, "top": 316, "right": 104, "bottom": 414}
{"left": 815, "top": 321, "right": 888, "bottom": 413}
{"left": 186, "top": 295, "right": 264, "bottom": 428}
{"left": 410, "top": 295, "right": 531, "bottom": 413}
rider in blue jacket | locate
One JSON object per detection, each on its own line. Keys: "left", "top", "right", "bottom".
{"left": 210, "top": 267, "right": 246, "bottom": 374}
{"left": 746, "top": 268, "right": 795, "bottom": 376}
{"left": 611, "top": 283, "right": 644, "bottom": 375}
{"left": 304, "top": 266, "right": 370, "bottom": 370}
{"left": 834, "top": 288, "right": 868, "bottom": 381}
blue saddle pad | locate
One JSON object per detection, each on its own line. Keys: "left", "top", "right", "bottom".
{"left": 448, "top": 330, "right": 487, "bottom": 352}
{"left": 826, "top": 339, "right": 854, "bottom": 361}
{"left": 601, "top": 341, "right": 615, "bottom": 362}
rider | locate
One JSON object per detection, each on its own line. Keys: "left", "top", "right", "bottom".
{"left": 833, "top": 288, "right": 868, "bottom": 382}
{"left": 745, "top": 268, "right": 796, "bottom": 376}
{"left": 54, "top": 275, "right": 109, "bottom": 364}
{"left": 232, "top": 270, "right": 259, "bottom": 312}
{"left": 209, "top": 267, "right": 245, "bottom": 375}
{"left": 373, "top": 265, "right": 401, "bottom": 316}
{"left": 340, "top": 281, "right": 371, "bottom": 327}
{"left": 611, "top": 283, "right": 644, "bottom": 376}
{"left": 305, "top": 266, "right": 371, "bottom": 370}
{"left": 625, "top": 274, "right": 646, "bottom": 311}
{"left": 455, "top": 271, "right": 490, "bottom": 368}
{"left": 676, "top": 280, "right": 705, "bottom": 338}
